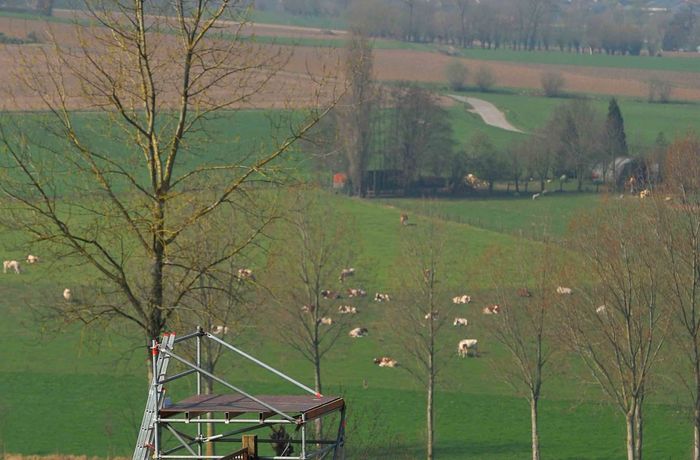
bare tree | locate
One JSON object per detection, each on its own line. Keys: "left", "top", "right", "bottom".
{"left": 167, "top": 208, "right": 263, "bottom": 456}
{"left": 558, "top": 203, "right": 668, "bottom": 460}
{"left": 263, "top": 188, "right": 356, "bottom": 436}
{"left": 650, "top": 135, "right": 700, "bottom": 460}
{"left": 386, "top": 216, "right": 454, "bottom": 460}
{"left": 522, "top": 129, "right": 553, "bottom": 192}
{"left": 336, "top": 30, "right": 375, "bottom": 197}
{"left": 445, "top": 60, "right": 468, "bottom": 91}
{"left": 546, "top": 99, "right": 603, "bottom": 192}
{"left": 389, "top": 84, "right": 454, "bottom": 193}
{"left": 0, "top": 1, "right": 337, "bottom": 378}
{"left": 488, "top": 247, "right": 556, "bottom": 460}
{"left": 541, "top": 71, "right": 566, "bottom": 97}
{"left": 474, "top": 66, "right": 497, "bottom": 92}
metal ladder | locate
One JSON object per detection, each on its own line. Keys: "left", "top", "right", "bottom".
{"left": 132, "top": 333, "right": 176, "bottom": 460}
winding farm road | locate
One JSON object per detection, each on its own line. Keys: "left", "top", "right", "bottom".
{"left": 449, "top": 95, "right": 524, "bottom": 133}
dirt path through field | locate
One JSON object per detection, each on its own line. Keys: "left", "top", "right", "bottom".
{"left": 448, "top": 94, "right": 524, "bottom": 133}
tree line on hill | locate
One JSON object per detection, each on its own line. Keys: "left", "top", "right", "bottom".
{"left": 255, "top": 0, "right": 700, "bottom": 55}
{"left": 310, "top": 32, "right": 663, "bottom": 198}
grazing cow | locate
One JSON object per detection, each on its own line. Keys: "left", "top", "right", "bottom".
{"left": 596, "top": 305, "right": 607, "bottom": 315}
{"left": 63, "top": 288, "right": 72, "bottom": 301}
{"left": 301, "top": 304, "right": 315, "bottom": 314}
{"left": 211, "top": 325, "right": 229, "bottom": 335}
{"left": 639, "top": 189, "right": 651, "bottom": 199}
{"left": 457, "top": 339, "right": 479, "bottom": 358}
{"left": 517, "top": 288, "right": 531, "bottom": 297}
{"left": 374, "top": 293, "right": 391, "bottom": 302}
{"left": 452, "top": 295, "right": 471, "bottom": 304}
{"left": 237, "top": 268, "right": 255, "bottom": 282}
{"left": 338, "top": 305, "right": 358, "bottom": 315}
{"left": 556, "top": 286, "right": 573, "bottom": 295}
{"left": 349, "top": 327, "right": 368, "bottom": 338}
{"left": 319, "top": 317, "right": 333, "bottom": 325}
{"left": 400, "top": 213, "right": 408, "bottom": 226}
{"left": 482, "top": 305, "right": 500, "bottom": 315}
{"left": 339, "top": 268, "right": 355, "bottom": 283}
{"left": 532, "top": 193, "right": 541, "bottom": 200}
{"left": 26, "top": 255, "right": 39, "bottom": 264}
{"left": 374, "top": 357, "right": 399, "bottom": 368}
{"left": 321, "top": 290, "right": 342, "bottom": 300}
{"left": 453, "top": 317, "right": 469, "bottom": 327}
{"left": 3, "top": 260, "right": 20, "bottom": 274}
{"left": 424, "top": 311, "right": 439, "bottom": 320}
{"left": 347, "top": 288, "right": 366, "bottom": 298}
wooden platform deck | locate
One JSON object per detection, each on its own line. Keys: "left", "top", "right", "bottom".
{"left": 160, "top": 393, "right": 344, "bottom": 422}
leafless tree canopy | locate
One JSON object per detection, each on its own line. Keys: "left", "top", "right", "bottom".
{"left": 263, "top": 189, "right": 357, "bottom": 395}
{"left": 386, "top": 217, "right": 455, "bottom": 460}
{"left": 559, "top": 203, "right": 668, "bottom": 460}
{"left": 0, "top": 0, "right": 338, "bottom": 374}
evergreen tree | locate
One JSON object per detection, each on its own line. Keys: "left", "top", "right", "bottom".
{"left": 605, "top": 98, "right": 628, "bottom": 190}
{"left": 605, "top": 98, "right": 628, "bottom": 158}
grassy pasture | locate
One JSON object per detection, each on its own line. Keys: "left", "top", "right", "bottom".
{"left": 0, "top": 107, "right": 695, "bottom": 458}
{"left": 449, "top": 90, "right": 700, "bottom": 150}
{"left": 381, "top": 193, "right": 601, "bottom": 239}
{"left": 0, "top": 192, "right": 693, "bottom": 459}
{"left": 458, "top": 47, "right": 700, "bottom": 74}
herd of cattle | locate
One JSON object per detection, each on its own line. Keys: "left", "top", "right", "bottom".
{"left": 4, "top": 255, "right": 580, "bottom": 369}
{"left": 291, "top": 266, "right": 577, "bottom": 366}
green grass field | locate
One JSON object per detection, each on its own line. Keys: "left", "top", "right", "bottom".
{"left": 0, "top": 193, "right": 693, "bottom": 458}
{"left": 0, "top": 102, "right": 697, "bottom": 459}
{"left": 449, "top": 90, "right": 700, "bottom": 150}
{"left": 458, "top": 47, "right": 700, "bottom": 73}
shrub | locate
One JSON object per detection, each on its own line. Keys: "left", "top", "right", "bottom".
{"left": 648, "top": 78, "right": 672, "bottom": 103}
{"left": 445, "top": 61, "right": 468, "bottom": 91}
{"left": 474, "top": 66, "right": 496, "bottom": 92}
{"left": 541, "top": 71, "right": 565, "bottom": 97}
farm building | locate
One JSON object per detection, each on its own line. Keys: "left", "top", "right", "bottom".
{"left": 591, "top": 156, "right": 659, "bottom": 189}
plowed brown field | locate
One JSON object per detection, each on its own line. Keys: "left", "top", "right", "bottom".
{"left": 1, "top": 14, "right": 699, "bottom": 111}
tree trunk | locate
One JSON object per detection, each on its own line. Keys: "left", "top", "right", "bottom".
{"left": 427, "top": 372, "right": 434, "bottom": 460}
{"left": 634, "top": 402, "right": 643, "bottom": 460}
{"left": 531, "top": 397, "right": 540, "bottom": 460}
{"left": 314, "top": 349, "right": 323, "bottom": 440}
{"left": 694, "top": 345, "right": 700, "bottom": 460}
{"left": 694, "top": 411, "right": 700, "bottom": 460}
{"left": 540, "top": 178, "right": 545, "bottom": 192}
{"left": 626, "top": 412, "right": 636, "bottom": 460}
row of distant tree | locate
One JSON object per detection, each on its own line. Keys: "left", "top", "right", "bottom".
{"left": 0, "top": 0, "right": 52, "bottom": 15}
{"left": 256, "top": 0, "right": 700, "bottom": 54}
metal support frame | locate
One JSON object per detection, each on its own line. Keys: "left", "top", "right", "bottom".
{"left": 133, "top": 329, "right": 345, "bottom": 460}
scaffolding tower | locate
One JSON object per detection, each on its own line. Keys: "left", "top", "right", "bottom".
{"left": 133, "top": 329, "right": 346, "bottom": 460}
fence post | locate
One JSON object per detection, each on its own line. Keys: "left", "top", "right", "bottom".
{"left": 242, "top": 434, "right": 258, "bottom": 458}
